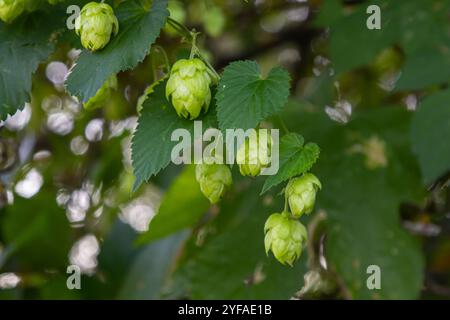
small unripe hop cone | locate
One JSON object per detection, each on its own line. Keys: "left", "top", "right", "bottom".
{"left": 195, "top": 162, "right": 232, "bottom": 204}
{"left": 285, "top": 173, "right": 321, "bottom": 218}
{"left": 166, "top": 59, "right": 212, "bottom": 120}
{"left": 236, "top": 130, "right": 272, "bottom": 177}
{"left": 75, "top": 2, "right": 119, "bottom": 52}
{"left": 264, "top": 213, "right": 307, "bottom": 266}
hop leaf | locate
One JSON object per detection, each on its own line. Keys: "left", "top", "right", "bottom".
{"left": 83, "top": 74, "right": 118, "bottom": 110}
{"left": 216, "top": 60, "right": 290, "bottom": 130}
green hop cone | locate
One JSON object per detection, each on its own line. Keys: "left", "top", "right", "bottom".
{"left": 236, "top": 130, "right": 272, "bottom": 177}
{"left": 195, "top": 162, "right": 232, "bottom": 204}
{"left": 285, "top": 173, "right": 322, "bottom": 218}
{"left": 166, "top": 58, "right": 212, "bottom": 120}
{"left": 75, "top": 2, "right": 119, "bottom": 51}
{"left": 0, "top": 0, "right": 25, "bottom": 23}
{"left": 84, "top": 75, "right": 118, "bottom": 110}
{"left": 264, "top": 213, "right": 307, "bottom": 266}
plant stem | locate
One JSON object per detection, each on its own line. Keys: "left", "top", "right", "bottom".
{"left": 166, "top": 18, "right": 221, "bottom": 82}
{"left": 153, "top": 45, "right": 170, "bottom": 72}
{"left": 167, "top": 17, "right": 192, "bottom": 41}
{"left": 189, "top": 32, "right": 198, "bottom": 59}
{"left": 284, "top": 195, "right": 289, "bottom": 213}
{"left": 278, "top": 116, "right": 290, "bottom": 134}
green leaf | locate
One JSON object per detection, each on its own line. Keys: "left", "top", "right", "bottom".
{"left": 131, "top": 79, "right": 217, "bottom": 190}
{"left": 329, "top": 0, "right": 397, "bottom": 74}
{"left": 328, "top": 0, "right": 450, "bottom": 74}
{"left": 118, "top": 232, "right": 187, "bottom": 299}
{"left": 281, "top": 105, "right": 425, "bottom": 299}
{"left": 136, "top": 166, "right": 211, "bottom": 244}
{"left": 65, "top": 0, "right": 169, "bottom": 103}
{"left": 216, "top": 60, "right": 290, "bottom": 130}
{"left": 261, "top": 133, "right": 320, "bottom": 194}
{"left": 173, "top": 179, "right": 307, "bottom": 299}
{"left": 2, "top": 189, "right": 71, "bottom": 269}
{"left": 411, "top": 90, "right": 450, "bottom": 184}
{"left": 396, "top": 49, "right": 450, "bottom": 91}
{"left": 0, "top": 16, "right": 55, "bottom": 120}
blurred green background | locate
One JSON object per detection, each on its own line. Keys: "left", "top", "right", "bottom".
{"left": 0, "top": 0, "right": 450, "bottom": 300}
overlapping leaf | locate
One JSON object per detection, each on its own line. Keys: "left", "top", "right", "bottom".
{"left": 261, "top": 133, "right": 320, "bottom": 194}
{"left": 411, "top": 90, "right": 450, "bottom": 184}
{"left": 0, "top": 16, "right": 56, "bottom": 120}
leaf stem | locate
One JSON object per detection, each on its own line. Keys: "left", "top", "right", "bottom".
{"left": 189, "top": 32, "right": 198, "bottom": 59}
{"left": 278, "top": 116, "right": 290, "bottom": 134}
{"left": 166, "top": 18, "right": 221, "bottom": 82}
{"left": 167, "top": 17, "right": 193, "bottom": 41}
{"left": 153, "top": 45, "right": 170, "bottom": 73}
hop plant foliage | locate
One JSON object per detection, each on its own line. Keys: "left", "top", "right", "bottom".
{"left": 166, "top": 58, "right": 212, "bottom": 120}
{"left": 83, "top": 74, "right": 118, "bottom": 110}
{"left": 2, "top": 0, "right": 444, "bottom": 300}
{"left": 75, "top": 2, "right": 119, "bottom": 51}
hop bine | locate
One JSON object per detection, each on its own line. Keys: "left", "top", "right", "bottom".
{"left": 195, "top": 162, "right": 232, "bottom": 204}
{"left": 166, "top": 58, "right": 212, "bottom": 120}
{"left": 285, "top": 173, "right": 321, "bottom": 218}
{"left": 75, "top": 2, "right": 119, "bottom": 51}
{"left": 264, "top": 212, "right": 307, "bottom": 266}
{"left": 236, "top": 130, "right": 272, "bottom": 177}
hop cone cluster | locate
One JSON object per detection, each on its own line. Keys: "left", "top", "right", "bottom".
{"left": 75, "top": 2, "right": 119, "bottom": 51}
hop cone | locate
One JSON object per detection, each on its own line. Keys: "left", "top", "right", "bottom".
{"left": 236, "top": 130, "right": 272, "bottom": 177}
{"left": 75, "top": 2, "right": 119, "bottom": 51}
{"left": 285, "top": 173, "right": 321, "bottom": 218}
{"left": 166, "top": 58, "right": 212, "bottom": 120}
{"left": 0, "top": 0, "right": 25, "bottom": 23}
{"left": 264, "top": 213, "right": 307, "bottom": 266}
{"left": 195, "top": 162, "right": 232, "bottom": 204}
